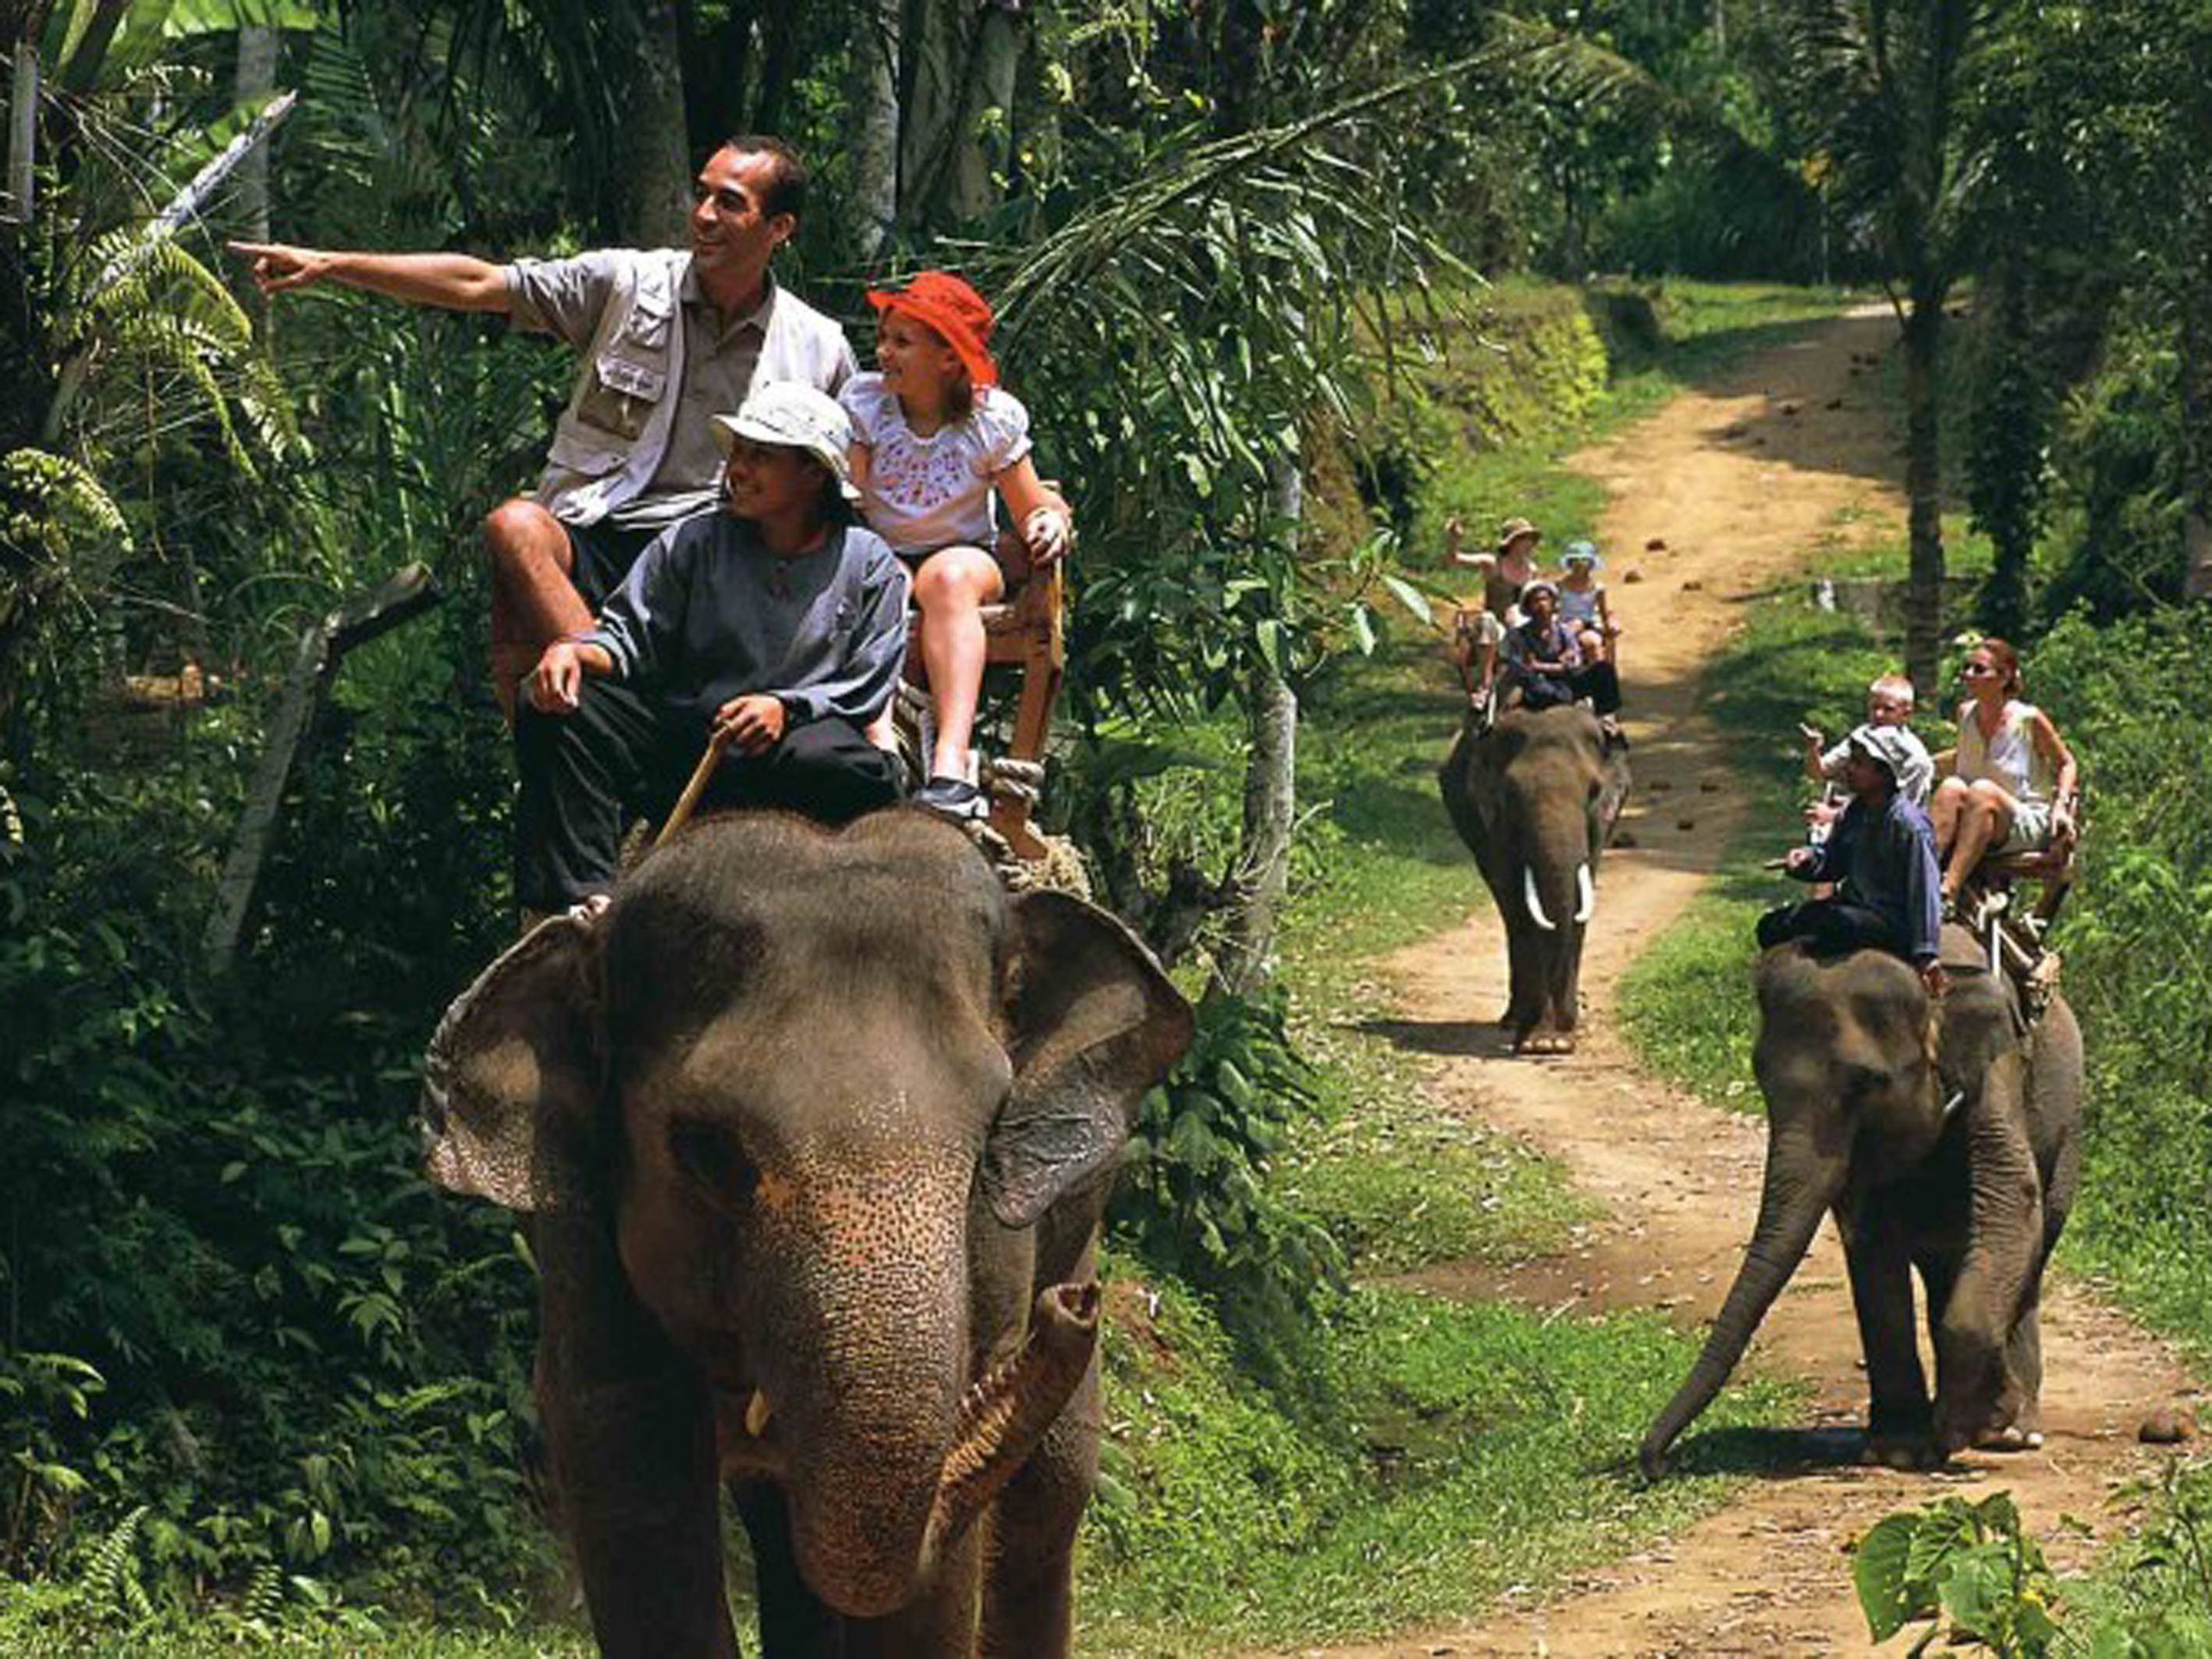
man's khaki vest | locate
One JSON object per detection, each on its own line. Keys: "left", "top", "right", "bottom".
{"left": 535, "top": 250, "right": 850, "bottom": 527}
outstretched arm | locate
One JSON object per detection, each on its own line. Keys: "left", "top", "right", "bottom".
{"left": 229, "top": 242, "right": 512, "bottom": 313}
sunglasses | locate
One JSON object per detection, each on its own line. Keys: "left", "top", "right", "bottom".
{"left": 1961, "top": 663, "right": 1996, "bottom": 677}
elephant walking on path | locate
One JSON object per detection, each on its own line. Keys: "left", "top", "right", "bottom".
{"left": 1439, "top": 703, "right": 1631, "bottom": 1053}
{"left": 1640, "top": 923, "right": 2082, "bottom": 1474}
{"left": 419, "top": 811, "right": 1194, "bottom": 1657}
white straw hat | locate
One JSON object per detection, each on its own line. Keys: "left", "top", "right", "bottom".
{"left": 711, "top": 382, "right": 861, "bottom": 503}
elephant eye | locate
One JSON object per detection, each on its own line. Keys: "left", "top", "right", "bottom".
{"left": 668, "top": 1117, "right": 758, "bottom": 1206}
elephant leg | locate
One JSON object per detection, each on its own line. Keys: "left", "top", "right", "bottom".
{"left": 1497, "top": 905, "right": 1541, "bottom": 1032}
{"left": 842, "top": 1524, "right": 984, "bottom": 1658}
{"left": 531, "top": 1213, "right": 738, "bottom": 1659}
{"left": 1540, "top": 927, "right": 1585, "bottom": 1053}
{"left": 978, "top": 1358, "right": 1099, "bottom": 1658}
{"left": 1841, "top": 1213, "right": 1933, "bottom": 1462}
{"left": 732, "top": 1481, "right": 843, "bottom": 1658}
{"left": 1984, "top": 1252, "right": 2050, "bottom": 1451}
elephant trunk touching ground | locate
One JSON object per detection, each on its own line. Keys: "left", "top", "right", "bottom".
{"left": 1637, "top": 1117, "right": 1844, "bottom": 1476}
{"left": 1639, "top": 928, "right": 2081, "bottom": 1476}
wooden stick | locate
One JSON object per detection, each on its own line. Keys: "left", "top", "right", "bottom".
{"left": 653, "top": 733, "right": 730, "bottom": 851}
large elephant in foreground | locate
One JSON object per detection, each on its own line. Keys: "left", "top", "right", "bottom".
{"left": 420, "top": 811, "right": 1193, "bottom": 1657}
{"left": 1640, "top": 925, "right": 2082, "bottom": 1475}
{"left": 1439, "top": 703, "right": 1631, "bottom": 1053}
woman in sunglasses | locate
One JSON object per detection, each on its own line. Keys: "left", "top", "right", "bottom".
{"left": 1928, "top": 635, "right": 2079, "bottom": 908}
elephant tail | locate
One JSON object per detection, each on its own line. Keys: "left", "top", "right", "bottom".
{"left": 1639, "top": 1135, "right": 1837, "bottom": 1476}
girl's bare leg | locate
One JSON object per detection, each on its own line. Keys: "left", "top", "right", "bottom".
{"left": 913, "top": 545, "right": 1005, "bottom": 780}
{"left": 1930, "top": 776, "right": 1972, "bottom": 860}
{"left": 1942, "top": 780, "right": 2018, "bottom": 899}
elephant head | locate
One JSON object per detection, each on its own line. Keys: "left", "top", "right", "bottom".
{"left": 1440, "top": 703, "right": 1631, "bottom": 1053}
{"left": 419, "top": 811, "right": 1193, "bottom": 1624}
{"left": 1638, "top": 924, "right": 2081, "bottom": 1475}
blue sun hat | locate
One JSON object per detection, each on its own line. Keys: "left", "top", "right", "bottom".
{"left": 1562, "top": 540, "right": 1603, "bottom": 570}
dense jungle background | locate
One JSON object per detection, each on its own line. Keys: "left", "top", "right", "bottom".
{"left": 4, "top": 0, "right": 2210, "bottom": 1650}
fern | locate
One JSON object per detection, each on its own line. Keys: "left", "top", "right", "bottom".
{"left": 81, "top": 1503, "right": 152, "bottom": 1623}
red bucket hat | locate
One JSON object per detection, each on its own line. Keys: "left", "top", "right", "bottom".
{"left": 866, "top": 270, "right": 999, "bottom": 389}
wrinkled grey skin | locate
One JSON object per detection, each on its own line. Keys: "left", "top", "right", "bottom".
{"left": 1439, "top": 703, "right": 1631, "bottom": 1053}
{"left": 1640, "top": 924, "right": 2082, "bottom": 1475}
{"left": 420, "top": 811, "right": 1193, "bottom": 1657}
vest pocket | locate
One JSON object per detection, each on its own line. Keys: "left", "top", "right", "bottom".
{"left": 574, "top": 352, "right": 669, "bottom": 440}
{"left": 547, "top": 421, "right": 627, "bottom": 478}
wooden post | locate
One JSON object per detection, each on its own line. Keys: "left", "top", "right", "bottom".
{"left": 203, "top": 564, "right": 440, "bottom": 974}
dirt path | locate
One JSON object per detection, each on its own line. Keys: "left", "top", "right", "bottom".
{"left": 1285, "top": 311, "right": 2201, "bottom": 1657}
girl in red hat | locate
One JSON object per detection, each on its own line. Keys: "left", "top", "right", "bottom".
{"left": 842, "top": 270, "right": 1072, "bottom": 819}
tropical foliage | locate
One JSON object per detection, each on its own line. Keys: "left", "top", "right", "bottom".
{"left": 2, "top": 0, "right": 2207, "bottom": 1644}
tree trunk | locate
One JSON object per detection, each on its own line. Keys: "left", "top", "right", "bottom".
{"left": 612, "top": 1, "right": 692, "bottom": 248}
{"left": 945, "top": 2, "right": 1021, "bottom": 224}
{"left": 749, "top": 3, "right": 800, "bottom": 135}
{"left": 846, "top": 0, "right": 901, "bottom": 262}
{"left": 897, "top": 0, "right": 968, "bottom": 233}
{"left": 1901, "top": 290, "right": 1947, "bottom": 698}
{"left": 1213, "top": 454, "right": 1301, "bottom": 998}
{"left": 232, "top": 24, "right": 276, "bottom": 332}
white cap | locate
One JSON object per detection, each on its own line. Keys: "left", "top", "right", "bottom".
{"left": 711, "top": 382, "right": 861, "bottom": 503}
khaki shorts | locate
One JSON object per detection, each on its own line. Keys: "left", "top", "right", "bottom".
{"left": 1999, "top": 798, "right": 2052, "bottom": 855}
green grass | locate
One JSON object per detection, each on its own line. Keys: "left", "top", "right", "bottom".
{"left": 1078, "top": 1274, "right": 1800, "bottom": 1655}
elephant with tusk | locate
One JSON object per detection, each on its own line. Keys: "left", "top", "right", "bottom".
{"left": 1639, "top": 923, "right": 2082, "bottom": 1476}
{"left": 419, "top": 810, "right": 1194, "bottom": 1656}
{"left": 1439, "top": 702, "right": 1631, "bottom": 1053}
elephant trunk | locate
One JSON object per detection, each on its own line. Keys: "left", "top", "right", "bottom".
{"left": 780, "top": 1269, "right": 1099, "bottom": 1620}
{"left": 1639, "top": 1128, "right": 1839, "bottom": 1476}
{"left": 922, "top": 1282, "right": 1099, "bottom": 1552}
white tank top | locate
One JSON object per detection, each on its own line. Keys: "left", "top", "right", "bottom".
{"left": 1955, "top": 699, "right": 2052, "bottom": 805}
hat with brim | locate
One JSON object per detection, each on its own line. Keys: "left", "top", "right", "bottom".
{"left": 712, "top": 382, "right": 861, "bottom": 503}
{"left": 1497, "top": 517, "right": 1542, "bottom": 553}
{"left": 1521, "top": 578, "right": 1561, "bottom": 604}
{"left": 1845, "top": 722, "right": 1910, "bottom": 781}
{"left": 867, "top": 270, "right": 999, "bottom": 389}
{"left": 1563, "top": 540, "right": 1603, "bottom": 569}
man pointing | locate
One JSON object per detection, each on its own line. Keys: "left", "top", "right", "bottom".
{"left": 233, "top": 134, "right": 854, "bottom": 715}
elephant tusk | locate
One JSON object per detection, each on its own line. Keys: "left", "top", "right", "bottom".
{"left": 746, "top": 1389, "right": 774, "bottom": 1437}
{"left": 1523, "top": 868, "right": 1557, "bottom": 933}
{"left": 1575, "top": 863, "right": 1595, "bottom": 925}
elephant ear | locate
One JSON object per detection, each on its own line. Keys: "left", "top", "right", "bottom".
{"left": 984, "top": 890, "right": 1195, "bottom": 1230}
{"left": 421, "top": 906, "right": 605, "bottom": 1212}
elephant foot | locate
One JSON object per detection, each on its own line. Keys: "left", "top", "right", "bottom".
{"left": 1976, "top": 1424, "right": 2044, "bottom": 1453}
{"left": 1513, "top": 1028, "right": 1577, "bottom": 1056}
{"left": 1862, "top": 1431, "right": 1946, "bottom": 1471}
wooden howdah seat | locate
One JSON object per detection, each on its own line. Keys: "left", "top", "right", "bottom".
{"left": 1965, "top": 801, "right": 2082, "bottom": 1018}
{"left": 902, "top": 557, "right": 1065, "bottom": 861}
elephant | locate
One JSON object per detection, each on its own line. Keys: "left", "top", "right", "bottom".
{"left": 418, "top": 809, "right": 1194, "bottom": 1657}
{"left": 1639, "top": 923, "right": 2082, "bottom": 1475}
{"left": 1438, "top": 702, "right": 1631, "bottom": 1053}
